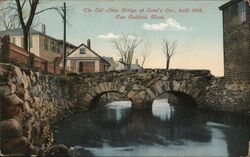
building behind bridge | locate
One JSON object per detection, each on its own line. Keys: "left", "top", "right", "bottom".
{"left": 219, "top": 0, "right": 250, "bottom": 85}
{"left": 66, "top": 39, "right": 110, "bottom": 73}
{"left": 0, "top": 25, "right": 77, "bottom": 63}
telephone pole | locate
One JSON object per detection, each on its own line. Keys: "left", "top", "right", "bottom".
{"left": 62, "top": 2, "right": 67, "bottom": 74}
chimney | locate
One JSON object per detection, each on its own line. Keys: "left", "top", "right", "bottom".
{"left": 87, "top": 39, "right": 91, "bottom": 49}
{"left": 42, "top": 24, "right": 46, "bottom": 34}
{"left": 136, "top": 59, "right": 138, "bottom": 65}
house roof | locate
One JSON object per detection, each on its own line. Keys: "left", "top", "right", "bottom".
{"left": 219, "top": 0, "right": 242, "bottom": 10}
{"left": 0, "top": 28, "right": 76, "bottom": 47}
{"left": 67, "top": 43, "right": 110, "bottom": 65}
{"left": 131, "top": 64, "right": 142, "bottom": 70}
{"left": 103, "top": 57, "right": 115, "bottom": 64}
{"left": 0, "top": 28, "right": 40, "bottom": 36}
{"left": 57, "top": 39, "right": 77, "bottom": 48}
{"left": 0, "top": 28, "right": 65, "bottom": 44}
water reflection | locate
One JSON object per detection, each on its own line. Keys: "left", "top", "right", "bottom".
{"left": 94, "top": 101, "right": 132, "bottom": 128}
{"left": 152, "top": 99, "right": 174, "bottom": 121}
{"left": 55, "top": 99, "right": 250, "bottom": 157}
{"left": 106, "top": 101, "right": 131, "bottom": 122}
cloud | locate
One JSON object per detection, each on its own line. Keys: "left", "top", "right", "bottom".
{"left": 166, "top": 18, "right": 187, "bottom": 30}
{"left": 98, "top": 33, "right": 120, "bottom": 39}
{"left": 143, "top": 18, "right": 187, "bottom": 31}
{"left": 98, "top": 33, "right": 140, "bottom": 40}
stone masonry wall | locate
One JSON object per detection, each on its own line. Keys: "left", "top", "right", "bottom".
{"left": 203, "top": 77, "right": 250, "bottom": 113}
{"left": 0, "top": 63, "right": 79, "bottom": 156}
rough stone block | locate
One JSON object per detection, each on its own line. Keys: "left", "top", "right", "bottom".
{"left": 127, "top": 91, "right": 137, "bottom": 98}
{"left": 6, "top": 94, "right": 23, "bottom": 105}
{"left": 14, "top": 67, "right": 23, "bottom": 81}
{"left": 0, "top": 64, "right": 11, "bottom": 76}
{"left": 192, "top": 90, "right": 201, "bottom": 98}
{"left": 24, "top": 89, "right": 30, "bottom": 101}
{"left": 119, "top": 85, "right": 126, "bottom": 94}
{"left": 112, "top": 84, "right": 118, "bottom": 91}
{"left": 138, "top": 91, "right": 146, "bottom": 100}
{"left": 24, "top": 101, "right": 32, "bottom": 113}
{"left": 29, "top": 71, "right": 36, "bottom": 83}
{"left": 108, "top": 82, "right": 112, "bottom": 91}
{"left": 85, "top": 93, "right": 93, "bottom": 101}
{"left": 95, "top": 86, "right": 102, "bottom": 94}
{"left": 132, "top": 84, "right": 140, "bottom": 90}
{"left": 183, "top": 73, "right": 191, "bottom": 80}
{"left": 10, "top": 82, "right": 17, "bottom": 94}
{"left": 0, "top": 85, "right": 11, "bottom": 96}
{"left": 162, "top": 76, "right": 169, "bottom": 81}
{"left": 154, "top": 82, "right": 163, "bottom": 94}
{"left": 22, "top": 72, "right": 29, "bottom": 89}
{"left": 179, "top": 80, "right": 187, "bottom": 92}
{"left": 146, "top": 88, "right": 156, "bottom": 99}
{"left": 162, "top": 82, "right": 169, "bottom": 92}
{"left": 98, "top": 83, "right": 105, "bottom": 92}
{"left": 88, "top": 90, "right": 96, "bottom": 97}
{"left": 103, "top": 82, "right": 109, "bottom": 91}
{"left": 173, "top": 80, "right": 181, "bottom": 91}
{"left": 1, "top": 136, "right": 29, "bottom": 154}
{"left": 0, "top": 119, "right": 23, "bottom": 141}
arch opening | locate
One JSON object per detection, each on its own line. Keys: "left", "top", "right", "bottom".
{"left": 156, "top": 91, "right": 197, "bottom": 107}
{"left": 152, "top": 91, "right": 197, "bottom": 121}
{"left": 89, "top": 91, "right": 131, "bottom": 111}
{"left": 88, "top": 91, "right": 133, "bottom": 127}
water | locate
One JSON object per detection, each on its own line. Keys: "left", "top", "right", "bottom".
{"left": 55, "top": 99, "right": 250, "bottom": 156}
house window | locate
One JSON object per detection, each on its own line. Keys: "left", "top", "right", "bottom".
{"left": 80, "top": 48, "right": 86, "bottom": 54}
{"left": 29, "top": 36, "right": 33, "bottom": 48}
{"left": 44, "top": 38, "right": 48, "bottom": 50}
{"left": 21, "top": 37, "right": 24, "bottom": 48}
{"left": 11, "top": 37, "right": 16, "bottom": 44}
{"left": 56, "top": 44, "right": 60, "bottom": 53}
{"left": 51, "top": 41, "right": 56, "bottom": 52}
{"left": 239, "top": 1, "right": 246, "bottom": 22}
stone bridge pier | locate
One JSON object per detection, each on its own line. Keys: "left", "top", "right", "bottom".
{"left": 74, "top": 69, "right": 213, "bottom": 110}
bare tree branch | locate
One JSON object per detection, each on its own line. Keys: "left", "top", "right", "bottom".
{"left": 35, "top": 6, "right": 63, "bottom": 18}
{"left": 162, "top": 39, "right": 177, "bottom": 70}
{"left": 140, "top": 39, "right": 151, "bottom": 68}
{"left": 21, "top": 0, "right": 27, "bottom": 10}
{"left": 112, "top": 34, "right": 142, "bottom": 71}
{"left": 28, "top": 0, "right": 32, "bottom": 6}
{"left": 0, "top": 2, "right": 21, "bottom": 30}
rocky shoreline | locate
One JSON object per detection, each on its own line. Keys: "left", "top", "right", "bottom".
{"left": 0, "top": 63, "right": 250, "bottom": 156}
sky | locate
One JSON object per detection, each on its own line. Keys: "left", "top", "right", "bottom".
{"left": 3, "top": 0, "right": 228, "bottom": 76}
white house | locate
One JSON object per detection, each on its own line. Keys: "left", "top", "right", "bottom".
{"left": 66, "top": 40, "right": 110, "bottom": 73}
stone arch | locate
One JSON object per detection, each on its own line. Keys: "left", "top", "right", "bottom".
{"left": 84, "top": 82, "right": 155, "bottom": 110}
{"left": 83, "top": 82, "right": 131, "bottom": 110}
{"left": 136, "top": 79, "right": 204, "bottom": 109}
{"left": 81, "top": 71, "right": 208, "bottom": 111}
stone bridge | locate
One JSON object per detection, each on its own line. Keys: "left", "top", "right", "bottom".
{"left": 1, "top": 63, "right": 249, "bottom": 156}
{"left": 74, "top": 69, "right": 213, "bottom": 110}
